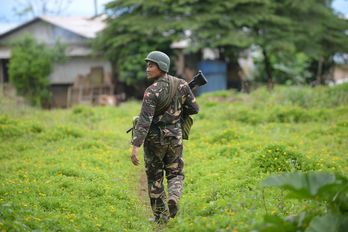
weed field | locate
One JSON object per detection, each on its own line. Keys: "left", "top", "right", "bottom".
{"left": 1, "top": 85, "right": 347, "bottom": 231}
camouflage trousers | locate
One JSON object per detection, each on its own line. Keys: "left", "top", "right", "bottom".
{"left": 143, "top": 136, "right": 184, "bottom": 219}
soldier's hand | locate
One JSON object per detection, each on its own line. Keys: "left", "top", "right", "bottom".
{"left": 131, "top": 146, "right": 140, "bottom": 166}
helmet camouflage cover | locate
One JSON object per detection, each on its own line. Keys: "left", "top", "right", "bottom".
{"left": 145, "top": 51, "right": 170, "bottom": 73}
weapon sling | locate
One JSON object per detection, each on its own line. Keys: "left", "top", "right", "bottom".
{"left": 126, "top": 75, "right": 179, "bottom": 135}
{"left": 155, "top": 75, "right": 180, "bottom": 116}
{"left": 155, "top": 76, "right": 193, "bottom": 140}
{"left": 128, "top": 75, "right": 194, "bottom": 140}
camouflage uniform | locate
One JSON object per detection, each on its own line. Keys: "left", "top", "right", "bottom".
{"left": 131, "top": 74, "right": 199, "bottom": 220}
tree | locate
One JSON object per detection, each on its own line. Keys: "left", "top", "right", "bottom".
{"left": 94, "top": 0, "right": 185, "bottom": 86}
{"left": 9, "top": 36, "right": 66, "bottom": 107}
{"left": 254, "top": 0, "right": 348, "bottom": 88}
{"left": 95, "top": 0, "right": 348, "bottom": 91}
{"left": 95, "top": 0, "right": 271, "bottom": 88}
{"left": 175, "top": 0, "right": 273, "bottom": 90}
{"left": 254, "top": 51, "right": 312, "bottom": 85}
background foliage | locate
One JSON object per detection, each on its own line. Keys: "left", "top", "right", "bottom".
{"left": 1, "top": 83, "right": 347, "bottom": 231}
{"left": 255, "top": 172, "right": 348, "bottom": 232}
{"left": 8, "top": 35, "right": 66, "bottom": 107}
{"left": 95, "top": 0, "right": 348, "bottom": 87}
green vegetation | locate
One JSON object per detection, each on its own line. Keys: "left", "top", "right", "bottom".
{"left": 96, "top": 0, "right": 348, "bottom": 86}
{"left": 256, "top": 172, "right": 348, "bottom": 232}
{"left": 9, "top": 36, "right": 66, "bottom": 107}
{"left": 1, "top": 84, "right": 347, "bottom": 231}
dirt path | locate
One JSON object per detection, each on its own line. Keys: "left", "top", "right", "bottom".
{"left": 138, "top": 169, "right": 148, "bottom": 203}
{"left": 138, "top": 170, "right": 167, "bottom": 231}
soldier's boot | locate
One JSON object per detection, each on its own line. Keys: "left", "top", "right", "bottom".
{"left": 149, "top": 214, "right": 169, "bottom": 224}
{"left": 168, "top": 197, "right": 178, "bottom": 218}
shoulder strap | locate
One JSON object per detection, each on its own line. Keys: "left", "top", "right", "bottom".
{"left": 155, "top": 76, "right": 180, "bottom": 116}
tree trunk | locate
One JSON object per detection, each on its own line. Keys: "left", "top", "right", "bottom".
{"left": 111, "top": 61, "right": 123, "bottom": 95}
{"left": 316, "top": 57, "right": 324, "bottom": 86}
{"left": 221, "top": 48, "right": 243, "bottom": 91}
{"left": 227, "top": 59, "right": 243, "bottom": 91}
{"left": 262, "top": 48, "right": 273, "bottom": 91}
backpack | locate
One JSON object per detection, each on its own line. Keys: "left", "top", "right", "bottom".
{"left": 155, "top": 76, "right": 193, "bottom": 140}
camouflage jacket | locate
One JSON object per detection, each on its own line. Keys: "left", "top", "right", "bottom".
{"left": 131, "top": 75, "right": 199, "bottom": 147}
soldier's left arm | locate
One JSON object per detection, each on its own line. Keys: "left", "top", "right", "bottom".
{"left": 182, "top": 83, "right": 199, "bottom": 115}
{"left": 131, "top": 87, "right": 158, "bottom": 147}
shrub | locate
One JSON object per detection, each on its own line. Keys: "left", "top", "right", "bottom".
{"left": 231, "top": 109, "right": 266, "bottom": 124}
{"left": 209, "top": 129, "right": 240, "bottom": 144}
{"left": 41, "top": 126, "right": 83, "bottom": 142}
{"left": 255, "top": 172, "right": 348, "bottom": 232}
{"left": 0, "top": 116, "right": 23, "bottom": 138}
{"left": 9, "top": 36, "right": 66, "bottom": 107}
{"left": 276, "top": 84, "right": 348, "bottom": 108}
{"left": 216, "top": 145, "right": 240, "bottom": 158}
{"left": 0, "top": 116, "right": 45, "bottom": 139}
{"left": 268, "top": 107, "right": 329, "bottom": 123}
{"left": 71, "top": 105, "right": 99, "bottom": 124}
{"left": 255, "top": 145, "right": 315, "bottom": 173}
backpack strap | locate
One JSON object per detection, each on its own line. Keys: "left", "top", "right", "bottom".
{"left": 155, "top": 75, "right": 180, "bottom": 117}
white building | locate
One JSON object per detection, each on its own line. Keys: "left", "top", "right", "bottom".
{"left": 0, "top": 16, "right": 113, "bottom": 108}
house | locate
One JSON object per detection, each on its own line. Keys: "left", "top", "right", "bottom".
{"left": 0, "top": 16, "right": 115, "bottom": 108}
{"left": 333, "top": 64, "right": 348, "bottom": 84}
{"left": 331, "top": 54, "right": 348, "bottom": 85}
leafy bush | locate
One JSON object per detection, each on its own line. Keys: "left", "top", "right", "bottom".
{"left": 254, "top": 52, "right": 312, "bottom": 85}
{"left": 71, "top": 105, "right": 100, "bottom": 125}
{"left": 273, "top": 84, "right": 348, "bottom": 108}
{"left": 209, "top": 129, "right": 240, "bottom": 144}
{"left": 41, "top": 125, "right": 83, "bottom": 142}
{"left": 255, "top": 145, "right": 316, "bottom": 173}
{"left": 216, "top": 145, "right": 240, "bottom": 158}
{"left": 255, "top": 172, "right": 348, "bottom": 232}
{"left": 268, "top": 107, "right": 330, "bottom": 123}
{"left": 268, "top": 107, "right": 311, "bottom": 123}
{"left": 231, "top": 109, "right": 266, "bottom": 124}
{"left": 248, "top": 84, "right": 348, "bottom": 108}
{"left": 326, "top": 83, "right": 348, "bottom": 107}
{"left": 9, "top": 35, "right": 66, "bottom": 107}
{"left": 72, "top": 105, "right": 95, "bottom": 116}
{"left": 0, "top": 115, "right": 23, "bottom": 138}
{"left": 0, "top": 115, "right": 43, "bottom": 138}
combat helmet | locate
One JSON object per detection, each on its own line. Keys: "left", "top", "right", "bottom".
{"left": 145, "top": 51, "right": 170, "bottom": 73}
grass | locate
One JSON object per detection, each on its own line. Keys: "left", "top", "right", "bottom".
{"left": 1, "top": 84, "right": 347, "bottom": 231}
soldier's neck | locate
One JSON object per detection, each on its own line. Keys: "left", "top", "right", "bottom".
{"left": 154, "top": 73, "right": 167, "bottom": 82}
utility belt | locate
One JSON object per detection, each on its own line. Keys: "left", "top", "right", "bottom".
{"left": 152, "top": 120, "right": 180, "bottom": 129}
{"left": 149, "top": 121, "right": 180, "bottom": 138}
{"left": 127, "top": 116, "right": 192, "bottom": 142}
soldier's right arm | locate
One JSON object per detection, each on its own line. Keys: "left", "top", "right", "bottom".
{"left": 131, "top": 87, "right": 158, "bottom": 147}
{"left": 182, "top": 82, "right": 199, "bottom": 115}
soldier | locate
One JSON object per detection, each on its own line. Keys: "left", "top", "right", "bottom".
{"left": 130, "top": 51, "right": 199, "bottom": 223}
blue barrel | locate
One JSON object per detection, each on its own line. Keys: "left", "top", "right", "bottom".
{"left": 197, "top": 60, "right": 227, "bottom": 94}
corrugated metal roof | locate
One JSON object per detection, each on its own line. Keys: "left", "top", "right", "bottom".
{"left": 40, "top": 16, "right": 106, "bottom": 39}
{"left": 0, "top": 15, "right": 106, "bottom": 39}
